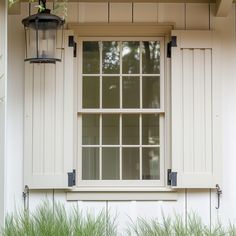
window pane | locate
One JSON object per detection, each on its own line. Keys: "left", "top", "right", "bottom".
{"left": 122, "top": 148, "right": 140, "bottom": 180}
{"left": 143, "top": 76, "right": 160, "bottom": 108}
{"left": 102, "top": 41, "right": 120, "bottom": 74}
{"left": 142, "top": 147, "right": 160, "bottom": 180}
{"left": 82, "top": 114, "right": 99, "bottom": 145}
{"left": 102, "top": 77, "right": 120, "bottom": 108}
{"left": 142, "top": 114, "right": 159, "bottom": 145}
{"left": 102, "top": 148, "right": 120, "bottom": 180}
{"left": 122, "top": 114, "right": 139, "bottom": 145}
{"left": 82, "top": 147, "right": 99, "bottom": 180}
{"left": 142, "top": 41, "right": 160, "bottom": 74}
{"left": 102, "top": 114, "right": 119, "bottom": 145}
{"left": 83, "top": 76, "right": 99, "bottom": 108}
{"left": 122, "top": 41, "right": 140, "bottom": 74}
{"left": 122, "top": 76, "right": 140, "bottom": 108}
{"left": 83, "top": 41, "right": 100, "bottom": 74}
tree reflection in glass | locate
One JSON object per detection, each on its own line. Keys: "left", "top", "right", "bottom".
{"left": 83, "top": 42, "right": 100, "bottom": 74}
{"left": 142, "top": 41, "right": 160, "bottom": 74}
{"left": 102, "top": 41, "right": 120, "bottom": 74}
{"left": 122, "top": 42, "right": 140, "bottom": 74}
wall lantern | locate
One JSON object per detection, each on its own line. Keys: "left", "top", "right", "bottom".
{"left": 22, "top": 0, "right": 65, "bottom": 63}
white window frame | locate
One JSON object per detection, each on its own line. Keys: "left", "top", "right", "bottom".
{"left": 77, "top": 37, "right": 166, "bottom": 188}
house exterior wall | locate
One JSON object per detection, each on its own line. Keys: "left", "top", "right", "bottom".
{"left": 6, "top": 2, "right": 236, "bottom": 232}
{"left": 0, "top": 0, "right": 7, "bottom": 228}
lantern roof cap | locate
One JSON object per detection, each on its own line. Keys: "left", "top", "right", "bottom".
{"left": 22, "top": 13, "right": 65, "bottom": 28}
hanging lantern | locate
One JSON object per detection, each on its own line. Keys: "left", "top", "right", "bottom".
{"left": 22, "top": 0, "right": 65, "bottom": 63}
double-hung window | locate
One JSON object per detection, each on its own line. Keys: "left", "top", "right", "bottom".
{"left": 78, "top": 37, "right": 165, "bottom": 188}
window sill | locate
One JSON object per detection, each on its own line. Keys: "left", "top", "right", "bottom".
{"left": 66, "top": 187, "right": 178, "bottom": 201}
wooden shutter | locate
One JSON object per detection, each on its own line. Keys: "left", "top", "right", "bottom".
{"left": 24, "top": 31, "right": 75, "bottom": 189}
{"left": 171, "top": 30, "right": 221, "bottom": 188}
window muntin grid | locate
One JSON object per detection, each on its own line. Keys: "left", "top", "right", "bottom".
{"left": 78, "top": 37, "right": 165, "bottom": 187}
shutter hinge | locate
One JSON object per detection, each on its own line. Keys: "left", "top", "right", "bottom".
{"left": 167, "top": 36, "right": 177, "bottom": 58}
{"left": 167, "top": 169, "right": 177, "bottom": 186}
{"left": 68, "top": 169, "right": 76, "bottom": 187}
{"left": 68, "top": 36, "right": 77, "bottom": 58}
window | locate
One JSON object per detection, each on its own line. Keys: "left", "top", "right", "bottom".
{"left": 78, "top": 37, "right": 165, "bottom": 187}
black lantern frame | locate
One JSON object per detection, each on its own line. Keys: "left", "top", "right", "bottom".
{"left": 22, "top": 0, "right": 65, "bottom": 63}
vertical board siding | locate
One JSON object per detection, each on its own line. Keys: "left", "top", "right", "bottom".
{"left": 133, "top": 3, "right": 158, "bottom": 22}
{"left": 78, "top": 3, "right": 108, "bottom": 23}
{"left": 109, "top": 3, "right": 132, "bottom": 23}
{"left": 186, "top": 3, "right": 210, "bottom": 30}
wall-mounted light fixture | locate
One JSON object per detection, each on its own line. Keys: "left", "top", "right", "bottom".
{"left": 22, "top": 0, "right": 65, "bottom": 63}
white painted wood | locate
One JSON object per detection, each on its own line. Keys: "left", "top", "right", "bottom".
{"left": 109, "top": 3, "right": 132, "bottom": 22}
{"left": 24, "top": 31, "right": 75, "bottom": 189}
{"left": 78, "top": 3, "right": 108, "bottom": 23}
{"left": 210, "top": 3, "right": 236, "bottom": 225}
{"left": 216, "top": 0, "right": 233, "bottom": 17}
{"left": 186, "top": 3, "right": 210, "bottom": 29}
{"left": 67, "top": 191, "right": 178, "bottom": 201}
{"left": 171, "top": 30, "right": 221, "bottom": 188}
{"left": 133, "top": 3, "right": 158, "bottom": 22}
{"left": 158, "top": 3, "right": 185, "bottom": 29}
{"left": 0, "top": 0, "right": 6, "bottom": 227}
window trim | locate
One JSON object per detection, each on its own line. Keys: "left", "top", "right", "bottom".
{"left": 68, "top": 24, "right": 174, "bottom": 195}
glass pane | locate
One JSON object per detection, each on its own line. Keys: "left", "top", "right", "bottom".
{"left": 102, "top": 114, "right": 119, "bottom": 145}
{"left": 102, "top": 148, "right": 120, "bottom": 180}
{"left": 142, "top": 41, "right": 160, "bottom": 74}
{"left": 142, "top": 147, "right": 160, "bottom": 180}
{"left": 142, "top": 114, "right": 159, "bottom": 145}
{"left": 102, "top": 41, "right": 120, "bottom": 74}
{"left": 83, "top": 41, "right": 100, "bottom": 74}
{"left": 122, "top": 114, "right": 139, "bottom": 145}
{"left": 143, "top": 76, "right": 160, "bottom": 108}
{"left": 122, "top": 42, "right": 140, "bottom": 74}
{"left": 82, "top": 114, "right": 99, "bottom": 145}
{"left": 102, "top": 77, "right": 119, "bottom": 108}
{"left": 83, "top": 76, "right": 99, "bottom": 108}
{"left": 123, "top": 76, "right": 140, "bottom": 108}
{"left": 122, "top": 148, "right": 140, "bottom": 180}
{"left": 82, "top": 147, "right": 99, "bottom": 180}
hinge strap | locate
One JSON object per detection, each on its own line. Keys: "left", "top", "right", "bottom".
{"left": 68, "top": 169, "right": 76, "bottom": 187}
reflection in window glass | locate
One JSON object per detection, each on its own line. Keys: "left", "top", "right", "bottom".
{"left": 102, "top": 148, "right": 120, "bottom": 180}
{"left": 122, "top": 42, "right": 140, "bottom": 74}
{"left": 122, "top": 148, "right": 140, "bottom": 180}
{"left": 142, "top": 147, "right": 160, "bottom": 180}
{"left": 83, "top": 42, "right": 100, "bottom": 74}
{"left": 102, "top": 77, "right": 120, "bottom": 108}
{"left": 122, "top": 76, "right": 140, "bottom": 108}
{"left": 142, "top": 114, "right": 159, "bottom": 145}
{"left": 82, "top": 147, "right": 99, "bottom": 180}
{"left": 82, "top": 114, "right": 99, "bottom": 145}
{"left": 83, "top": 76, "right": 100, "bottom": 108}
{"left": 102, "top": 114, "right": 119, "bottom": 145}
{"left": 142, "top": 41, "right": 160, "bottom": 74}
{"left": 102, "top": 41, "right": 120, "bottom": 74}
{"left": 143, "top": 76, "right": 160, "bottom": 108}
{"left": 122, "top": 114, "right": 139, "bottom": 145}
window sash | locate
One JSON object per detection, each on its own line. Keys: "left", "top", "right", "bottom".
{"left": 77, "top": 37, "right": 165, "bottom": 187}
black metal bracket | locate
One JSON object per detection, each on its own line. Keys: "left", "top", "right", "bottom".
{"left": 167, "top": 169, "right": 177, "bottom": 186}
{"left": 215, "top": 184, "right": 222, "bottom": 209}
{"left": 167, "top": 36, "right": 177, "bottom": 58}
{"left": 68, "top": 36, "right": 77, "bottom": 57}
{"left": 68, "top": 169, "right": 76, "bottom": 187}
{"left": 22, "top": 185, "right": 29, "bottom": 211}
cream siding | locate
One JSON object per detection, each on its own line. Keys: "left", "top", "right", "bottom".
{"left": 5, "top": 2, "right": 236, "bottom": 232}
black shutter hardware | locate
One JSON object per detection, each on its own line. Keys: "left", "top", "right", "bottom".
{"left": 68, "top": 169, "right": 76, "bottom": 187}
{"left": 68, "top": 36, "right": 77, "bottom": 57}
{"left": 167, "top": 36, "right": 177, "bottom": 58}
{"left": 167, "top": 169, "right": 177, "bottom": 186}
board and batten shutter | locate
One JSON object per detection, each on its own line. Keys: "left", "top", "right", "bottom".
{"left": 24, "top": 31, "right": 76, "bottom": 189}
{"left": 171, "top": 30, "right": 221, "bottom": 188}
